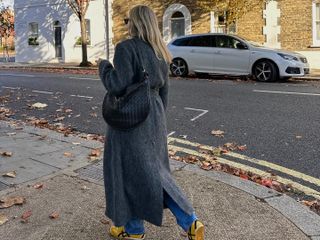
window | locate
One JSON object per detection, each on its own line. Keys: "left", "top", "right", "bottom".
{"left": 188, "top": 36, "right": 214, "bottom": 47}
{"left": 28, "top": 22, "right": 39, "bottom": 46}
{"left": 171, "top": 11, "right": 185, "bottom": 39}
{"left": 211, "top": 11, "right": 236, "bottom": 34}
{"left": 163, "top": 4, "right": 192, "bottom": 43}
{"left": 313, "top": 3, "right": 320, "bottom": 46}
{"left": 215, "top": 36, "right": 246, "bottom": 49}
{"left": 172, "top": 38, "right": 191, "bottom": 46}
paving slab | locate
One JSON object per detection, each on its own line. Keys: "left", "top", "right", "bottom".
{"left": 0, "top": 171, "right": 309, "bottom": 240}
{"left": 30, "top": 145, "right": 99, "bottom": 169}
{"left": 0, "top": 157, "right": 59, "bottom": 185}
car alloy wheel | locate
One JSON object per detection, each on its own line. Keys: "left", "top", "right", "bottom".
{"left": 254, "top": 60, "right": 278, "bottom": 82}
{"left": 170, "top": 59, "right": 188, "bottom": 77}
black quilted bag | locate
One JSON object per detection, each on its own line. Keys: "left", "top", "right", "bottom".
{"left": 102, "top": 40, "right": 150, "bottom": 130}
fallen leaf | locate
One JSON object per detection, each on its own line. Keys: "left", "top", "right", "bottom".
{"left": 81, "top": 185, "right": 90, "bottom": 190}
{"left": 237, "top": 145, "right": 247, "bottom": 151}
{"left": 223, "top": 142, "right": 237, "bottom": 151}
{"left": 89, "top": 149, "right": 101, "bottom": 157}
{"left": 21, "top": 210, "right": 32, "bottom": 221}
{"left": 63, "top": 152, "right": 74, "bottom": 158}
{"left": 90, "top": 112, "right": 98, "bottom": 118}
{"left": 239, "top": 174, "right": 249, "bottom": 180}
{"left": 31, "top": 102, "right": 48, "bottom": 109}
{"left": 211, "top": 130, "right": 225, "bottom": 137}
{"left": 261, "top": 179, "right": 273, "bottom": 188}
{"left": 301, "top": 200, "right": 316, "bottom": 207}
{"left": 200, "top": 161, "right": 213, "bottom": 171}
{"left": 296, "top": 136, "right": 303, "bottom": 139}
{"left": 2, "top": 171, "right": 17, "bottom": 178}
{"left": 0, "top": 214, "right": 9, "bottom": 225}
{"left": 49, "top": 211, "right": 59, "bottom": 219}
{"left": 0, "top": 151, "right": 13, "bottom": 157}
{"left": 0, "top": 196, "right": 26, "bottom": 209}
{"left": 33, "top": 183, "right": 44, "bottom": 189}
{"left": 65, "top": 109, "right": 72, "bottom": 113}
{"left": 53, "top": 116, "right": 65, "bottom": 122}
{"left": 100, "top": 219, "right": 110, "bottom": 225}
{"left": 6, "top": 132, "right": 16, "bottom": 136}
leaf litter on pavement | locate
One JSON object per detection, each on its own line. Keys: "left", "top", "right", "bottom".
{"left": 211, "top": 129, "right": 225, "bottom": 138}
{"left": 2, "top": 171, "right": 17, "bottom": 178}
{"left": 0, "top": 196, "right": 26, "bottom": 209}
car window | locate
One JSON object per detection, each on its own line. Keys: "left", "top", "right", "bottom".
{"left": 188, "top": 36, "right": 214, "bottom": 47}
{"left": 215, "top": 36, "right": 245, "bottom": 49}
{"left": 172, "top": 38, "right": 191, "bottom": 46}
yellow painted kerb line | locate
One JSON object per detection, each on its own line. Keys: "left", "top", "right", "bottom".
{"left": 168, "top": 138, "right": 320, "bottom": 199}
{"left": 169, "top": 137, "right": 320, "bottom": 188}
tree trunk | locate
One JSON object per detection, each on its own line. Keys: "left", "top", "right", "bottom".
{"left": 79, "top": 17, "right": 91, "bottom": 67}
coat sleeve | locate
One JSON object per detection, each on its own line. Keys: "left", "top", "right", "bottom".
{"left": 99, "top": 43, "right": 135, "bottom": 96}
{"left": 159, "top": 78, "right": 169, "bottom": 110}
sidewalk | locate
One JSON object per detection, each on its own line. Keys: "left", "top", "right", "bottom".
{"left": 0, "top": 120, "right": 320, "bottom": 240}
{"left": 0, "top": 62, "right": 98, "bottom": 71}
{"left": 0, "top": 62, "right": 320, "bottom": 81}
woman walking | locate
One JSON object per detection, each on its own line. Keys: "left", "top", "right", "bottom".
{"left": 99, "top": 5, "right": 204, "bottom": 240}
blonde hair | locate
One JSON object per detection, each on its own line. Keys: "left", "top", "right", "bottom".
{"left": 128, "top": 5, "right": 172, "bottom": 63}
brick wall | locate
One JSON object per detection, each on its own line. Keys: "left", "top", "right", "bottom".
{"left": 111, "top": 0, "right": 213, "bottom": 45}
{"left": 279, "top": 0, "right": 313, "bottom": 50}
{"left": 111, "top": 0, "right": 317, "bottom": 51}
{"left": 237, "top": 3, "right": 265, "bottom": 44}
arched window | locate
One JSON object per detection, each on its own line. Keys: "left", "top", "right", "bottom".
{"left": 163, "top": 4, "right": 192, "bottom": 43}
{"left": 171, "top": 11, "right": 185, "bottom": 39}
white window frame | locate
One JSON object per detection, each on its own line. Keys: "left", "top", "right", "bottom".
{"left": 163, "top": 4, "right": 192, "bottom": 43}
{"left": 312, "top": 2, "right": 320, "bottom": 46}
{"left": 28, "top": 22, "right": 39, "bottom": 46}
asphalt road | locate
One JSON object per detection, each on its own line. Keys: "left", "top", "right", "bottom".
{"left": 1, "top": 70, "right": 320, "bottom": 193}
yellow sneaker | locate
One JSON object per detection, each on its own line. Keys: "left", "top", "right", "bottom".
{"left": 109, "top": 226, "right": 145, "bottom": 240}
{"left": 187, "top": 220, "right": 205, "bottom": 240}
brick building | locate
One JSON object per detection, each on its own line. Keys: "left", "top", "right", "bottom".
{"left": 112, "top": 0, "right": 320, "bottom": 68}
{"left": 15, "top": 0, "right": 320, "bottom": 68}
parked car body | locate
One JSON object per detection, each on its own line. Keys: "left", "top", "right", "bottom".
{"left": 168, "top": 34, "right": 310, "bottom": 82}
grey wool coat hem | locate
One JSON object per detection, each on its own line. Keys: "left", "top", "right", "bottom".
{"left": 99, "top": 37, "right": 194, "bottom": 227}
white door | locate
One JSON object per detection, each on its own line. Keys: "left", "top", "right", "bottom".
{"left": 184, "top": 35, "right": 215, "bottom": 73}
{"left": 212, "top": 35, "right": 250, "bottom": 75}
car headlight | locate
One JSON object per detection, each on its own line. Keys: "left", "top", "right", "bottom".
{"left": 278, "top": 53, "right": 299, "bottom": 61}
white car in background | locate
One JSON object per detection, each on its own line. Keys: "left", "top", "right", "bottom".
{"left": 168, "top": 33, "right": 310, "bottom": 82}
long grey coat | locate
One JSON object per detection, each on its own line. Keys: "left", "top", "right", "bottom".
{"left": 99, "top": 38, "right": 194, "bottom": 227}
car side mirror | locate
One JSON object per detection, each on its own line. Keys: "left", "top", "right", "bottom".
{"left": 236, "top": 42, "right": 248, "bottom": 50}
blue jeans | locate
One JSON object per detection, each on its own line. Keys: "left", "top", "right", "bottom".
{"left": 124, "top": 191, "right": 197, "bottom": 234}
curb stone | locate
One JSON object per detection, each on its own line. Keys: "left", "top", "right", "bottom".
{"left": 170, "top": 160, "right": 320, "bottom": 239}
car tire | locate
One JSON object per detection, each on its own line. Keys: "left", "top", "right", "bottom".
{"left": 170, "top": 58, "right": 189, "bottom": 77}
{"left": 253, "top": 60, "right": 278, "bottom": 82}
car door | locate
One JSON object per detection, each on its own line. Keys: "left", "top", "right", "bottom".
{"left": 184, "top": 35, "right": 215, "bottom": 73}
{"left": 212, "top": 35, "right": 251, "bottom": 75}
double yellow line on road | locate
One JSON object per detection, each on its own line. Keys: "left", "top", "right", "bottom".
{"left": 168, "top": 137, "right": 320, "bottom": 199}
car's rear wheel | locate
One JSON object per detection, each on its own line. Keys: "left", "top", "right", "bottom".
{"left": 170, "top": 58, "right": 189, "bottom": 77}
{"left": 253, "top": 60, "right": 278, "bottom": 82}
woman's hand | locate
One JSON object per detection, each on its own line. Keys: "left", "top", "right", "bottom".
{"left": 95, "top": 58, "right": 104, "bottom": 66}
